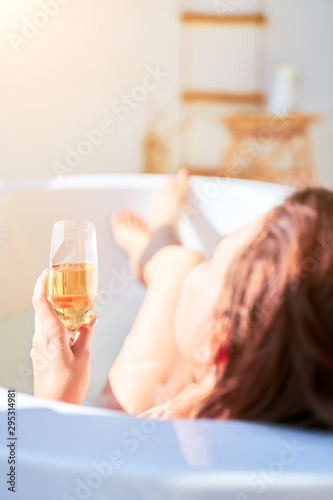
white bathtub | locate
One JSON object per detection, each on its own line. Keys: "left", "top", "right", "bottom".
{"left": 0, "top": 174, "right": 332, "bottom": 500}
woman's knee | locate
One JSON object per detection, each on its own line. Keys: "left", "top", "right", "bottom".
{"left": 145, "top": 245, "right": 205, "bottom": 284}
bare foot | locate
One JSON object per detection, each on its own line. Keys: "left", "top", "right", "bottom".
{"left": 111, "top": 211, "right": 151, "bottom": 279}
{"left": 110, "top": 170, "right": 191, "bottom": 281}
{"left": 151, "top": 168, "right": 190, "bottom": 229}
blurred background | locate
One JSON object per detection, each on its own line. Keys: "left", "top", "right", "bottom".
{"left": 0, "top": 0, "right": 332, "bottom": 186}
{"left": 0, "top": 0, "right": 332, "bottom": 398}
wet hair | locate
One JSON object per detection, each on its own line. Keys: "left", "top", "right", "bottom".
{"left": 197, "top": 188, "right": 333, "bottom": 429}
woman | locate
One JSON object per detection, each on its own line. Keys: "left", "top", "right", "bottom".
{"left": 31, "top": 173, "right": 333, "bottom": 429}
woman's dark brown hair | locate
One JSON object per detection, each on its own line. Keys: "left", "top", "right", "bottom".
{"left": 197, "top": 187, "right": 333, "bottom": 429}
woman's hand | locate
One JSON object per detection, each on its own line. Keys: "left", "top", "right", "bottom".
{"left": 139, "top": 382, "right": 210, "bottom": 420}
{"left": 31, "top": 269, "right": 97, "bottom": 405}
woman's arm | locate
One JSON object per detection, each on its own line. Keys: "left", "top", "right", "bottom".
{"left": 31, "top": 270, "right": 96, "bottom": 405}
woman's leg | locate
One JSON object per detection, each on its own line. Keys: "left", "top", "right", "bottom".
{"left": 97, "top": 172, "right": 205, "bottom": 414}
{"left": 96, "top": 187, "right": 269, "bottom": 414}
{"left": 105, "top": 246, "right": 204, "bottom": 414}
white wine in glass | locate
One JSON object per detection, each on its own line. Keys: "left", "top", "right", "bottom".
{"left": 49, "top": 221, "right": 98, "bottom": 336}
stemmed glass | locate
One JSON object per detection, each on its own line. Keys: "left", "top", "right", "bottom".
{"left": 48, "top": 220, "right": 98, "bottom": 340}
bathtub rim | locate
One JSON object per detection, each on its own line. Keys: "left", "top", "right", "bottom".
{"left": 0, "top": 173, "right": 295, "bottom": 195}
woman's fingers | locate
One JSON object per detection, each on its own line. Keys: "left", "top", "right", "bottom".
{"left": 139, "top": 406, "right": 165, "bottom": 419}
{"left": 32, "top": 269, "right": 67, "bottom": 348}
{"left": 71, "top": 315, "right": 97, "bottom": 356}
{"left": 138, "top": 403, "right": 175, "bottom": 419}
{"left": 32, "top": 270, "right": 55, "bottom": 320}
{"left": 138, "top": 383, "right": 206, "bottom": 420}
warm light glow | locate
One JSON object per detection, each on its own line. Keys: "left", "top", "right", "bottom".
{"left": 0, "top": 0, "right": 24, "bottom": 18}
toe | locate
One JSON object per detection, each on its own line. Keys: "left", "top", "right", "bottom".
{"left": 176, "top": 168, "right": 190, "bottom": 188}
{"left": 177, "top": 167, "right": 190, "bottom": 182}
{"left": 111, "top": 210, "right": 149, "bottom": 233}
{"left": 110, "top": 210, "right": 129, "bottom": 229}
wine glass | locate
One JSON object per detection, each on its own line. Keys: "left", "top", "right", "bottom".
{"left": 48, "top": 220, "right": 98, "bottom": 340}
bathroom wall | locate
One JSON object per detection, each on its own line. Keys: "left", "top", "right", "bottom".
{"left": 0, "top": 0, "right": 181, "bottom": 180}
{"left": 0, "top": 0, "right": 332, "bottom": 185}
{"left": 264, "top": 0, "right": 333, "bottom": 186}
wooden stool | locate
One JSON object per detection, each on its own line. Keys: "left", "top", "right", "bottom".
{"left": 220, "top": 113, "right": 320, "bottom": 186}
